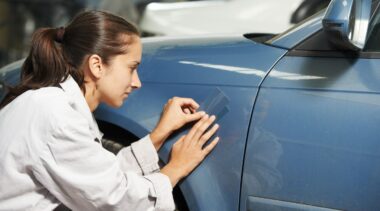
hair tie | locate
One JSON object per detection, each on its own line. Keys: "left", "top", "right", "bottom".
{"left": 55, "top": 27, "right": 65, "bottom": 43}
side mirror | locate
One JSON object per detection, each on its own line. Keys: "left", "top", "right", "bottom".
{"left": 322, "top": 0, "right": 371, "bottom": 50}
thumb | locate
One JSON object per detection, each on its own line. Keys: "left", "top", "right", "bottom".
{"left": 185, "top": 111, "right": 206, "bottom": 122}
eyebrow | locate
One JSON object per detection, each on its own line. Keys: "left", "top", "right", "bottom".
{"left": 129, "top": 62, "right": 140, "bottom": 70}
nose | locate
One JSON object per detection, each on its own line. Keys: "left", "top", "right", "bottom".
{"left": 131, "top": 70, "right": 142, "bottom": 89}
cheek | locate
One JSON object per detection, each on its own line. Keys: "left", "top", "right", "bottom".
{"left": 120, "top": 72, "right": 133, "bottom": 87}
{"left": 102, "top": 76, "right": 122, "bottom": 96}
{"left": 113, "top": 73, "right": 133, "bottom": 96}
{"left": 111, "top": 70, "right": 131, "bottom": 87}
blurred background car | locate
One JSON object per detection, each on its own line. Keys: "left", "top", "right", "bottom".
{"left": 0, "top": 0, "right": 330, "bottom": 68}
{"left": 0, "top": 0, "right": 195, "bottom": 68}
{"left": 139, "top": 0, "right": 330, "bottom": 36}
{"left": 0, "top": 0, "right": 132, "bottom": 68}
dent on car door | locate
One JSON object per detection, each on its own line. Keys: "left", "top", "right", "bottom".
{"left": 241, "top": 10, "right": 380, "bottom": 211}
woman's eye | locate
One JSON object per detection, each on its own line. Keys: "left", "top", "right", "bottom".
{"left": 127, "top": 66, "right": 135, "bottom": 72}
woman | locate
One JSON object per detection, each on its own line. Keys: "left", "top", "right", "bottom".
{"left": 0, "top": 11, "right": 219, "bottom": 210}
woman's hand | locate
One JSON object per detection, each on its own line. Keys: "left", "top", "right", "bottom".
{"left": 161, "top": 115, "right": 220, "bottom": 187}
{"left": 150, "top": 97, "right": 206, "bottom": 150}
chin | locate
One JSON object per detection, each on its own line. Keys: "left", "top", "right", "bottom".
{"left": 106, "top": 99, "right": 124, "bottom": 108}
{"left": 115, "top": 101, "right": 124, "bottom": 108}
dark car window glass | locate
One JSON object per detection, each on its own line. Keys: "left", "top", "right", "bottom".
{"left": 291, "top": 29, "right": 334, "bottom": 51}
{"left": 365, "top": 1, "right": 380, "bottom": 51}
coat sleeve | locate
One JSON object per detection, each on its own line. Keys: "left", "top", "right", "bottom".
{"left": 115, "top": 135, "right": 161, "bottom": 176}
{"left": 32, "top": 107, "right": 175, "bottom": 211}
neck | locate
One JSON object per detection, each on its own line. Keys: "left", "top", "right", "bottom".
{"left": 83, "top": 83, "right": 100, "bottom": 112}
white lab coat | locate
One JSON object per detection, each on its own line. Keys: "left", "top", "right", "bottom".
{"left": 0, "top": 76, "right": 175, "bottom": 211}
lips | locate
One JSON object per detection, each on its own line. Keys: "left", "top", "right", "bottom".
{"left": 123, "top": 89, "right": 132, "bottom": 97}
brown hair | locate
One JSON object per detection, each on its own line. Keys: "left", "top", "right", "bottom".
{"left": 0, "top": 10, "right": 139, "bottom": 109}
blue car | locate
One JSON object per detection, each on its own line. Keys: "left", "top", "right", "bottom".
{"left": 1, "top": 0, "right": 380, "bottom": 210}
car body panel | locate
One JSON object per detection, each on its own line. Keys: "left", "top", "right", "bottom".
{"left": 94, "top": 35, "right": 288, "bottom": 210}
{"left": 241, "top": 55, "right": 380, "bottom": 210}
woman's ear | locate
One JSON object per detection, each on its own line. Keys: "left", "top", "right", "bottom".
{"left": 87, "top": 54, "right": 104, "bottom": 79}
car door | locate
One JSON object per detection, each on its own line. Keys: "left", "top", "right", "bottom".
{"left": 241, "top": 3, "right": 380, "bottom": 211}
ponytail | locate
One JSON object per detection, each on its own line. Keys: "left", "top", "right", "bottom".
{"left": 0, "top": 10, "right": 140, "bottom": 109}
{"left": 0, "top": 27, "right": 71, "bottom": 109}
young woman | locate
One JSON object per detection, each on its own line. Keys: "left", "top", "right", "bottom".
{"left": 0, "top": 11, "right": 219, "bottom": 210}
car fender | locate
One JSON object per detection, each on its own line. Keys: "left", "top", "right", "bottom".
{"left": 96, "top": 35, "right": 288, "bottom": 210}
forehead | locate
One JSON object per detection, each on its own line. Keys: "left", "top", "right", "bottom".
{"left": 127, "top": 37, "right": 142, "bottom": 60}
{"left": 113, "top": 36, "right": 142, "bottom": 63}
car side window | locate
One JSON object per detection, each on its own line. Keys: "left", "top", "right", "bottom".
{"left": 364, "top": 1, "right": 380, "bottom": 51}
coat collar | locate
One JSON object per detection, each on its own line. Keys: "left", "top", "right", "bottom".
{"left": 59, "top": 76, "right": 103, "bottom": 141}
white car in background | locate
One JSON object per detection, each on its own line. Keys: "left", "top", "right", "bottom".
{"left": 139, "top": 0, "right": 330, "bottom": 36}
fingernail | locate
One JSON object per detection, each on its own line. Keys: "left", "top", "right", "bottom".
{"left": 199, "top": 111, "right": 206, "bottom": 115}
{"left": 215, "top": 124, "right": 219, "bottom": 128}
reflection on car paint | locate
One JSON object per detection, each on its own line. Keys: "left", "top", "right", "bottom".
{"left": 180, "top": 60, "right": 326, "bottom": 80}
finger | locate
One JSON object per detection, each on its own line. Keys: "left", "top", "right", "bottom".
{"left": 184, "top": 114, "right": 209, "bottom": 144}
{"left": 173, "top": 135, "right": 186, "bottom": 148}
{"left": 178, "top": 135, "right": 186, "bottom": 141}
{"left": 182, "top": 105, "right": 199, "bottom": 114}
{"left": 177, "top": 135, "right": 186, "bottom": 143}
{"left": 190, "top": 107, "right": 197, "bottom": 114}
{"left": 185, "top": 111, "right": 206, "bottom": 122}
{"left": 198, "top": 123, "right": 219, "bottom": 146}
{"left": 183, "top": 108, "right": 191, "bottom": 114}
{"left": 176, "top": 97, "right": 200, "bottom": 110}
{"left": 202, "top": 137, "right": 219, "bottom": 156}
{"left": 192, "top": 115, "right": 216, "bottom": 143}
